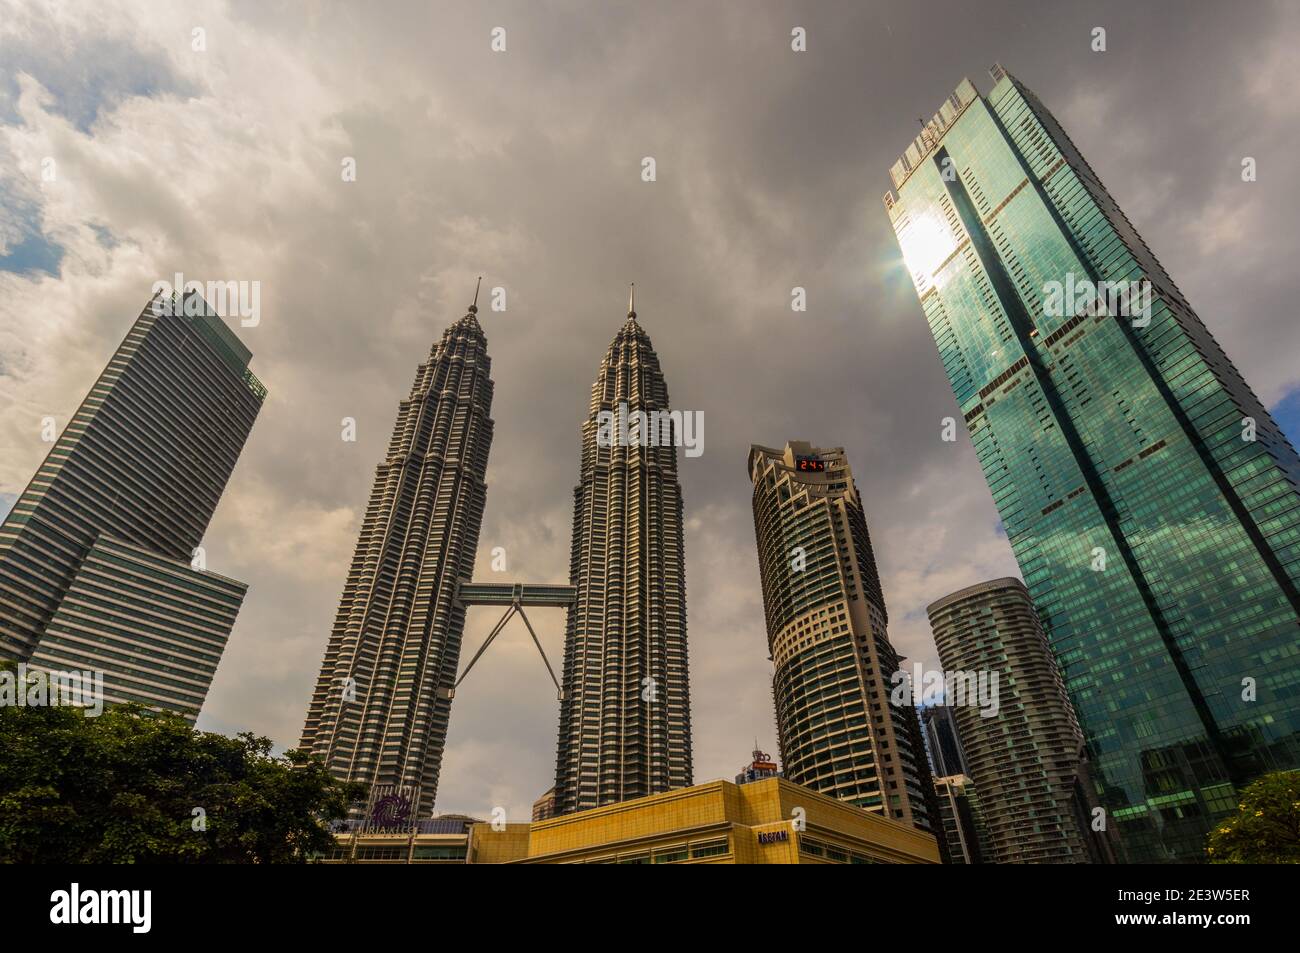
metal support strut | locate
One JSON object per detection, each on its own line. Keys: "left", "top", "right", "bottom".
{"left": 453, "top": 599, "right": 565, "bottom": 700}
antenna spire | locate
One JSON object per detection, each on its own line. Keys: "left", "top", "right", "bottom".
{"left": 627, "top": 282, "right": 636, "bottom": 320}
{"left": 469, "top": 276, "right": 482, "bottom": 314}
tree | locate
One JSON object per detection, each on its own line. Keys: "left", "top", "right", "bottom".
{"left": 1206, "top": 770, "right": 1300, "bottom": 864}
{"left": 0, "top": 665, "right": 363, "bottom": 863}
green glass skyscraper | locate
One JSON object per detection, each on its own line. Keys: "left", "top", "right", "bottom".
{"left": 885, "top": 65, "right": 1300, "bottom": 862}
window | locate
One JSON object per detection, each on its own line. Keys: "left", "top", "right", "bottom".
{"left": 355, "top": 846, "right": 407, "bottom": 861}
{"left": 653, "top": 847, "right": 689, "bottom": 864}
{"left": 690, "top": 839, "right": 729, "bottom": 859}
{"left": 412, "top": 844, "right": 467, "bottom": 861}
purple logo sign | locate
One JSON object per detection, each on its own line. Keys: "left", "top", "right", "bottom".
{"left": 370, "top": 793, "right": 412, "bottom": 827}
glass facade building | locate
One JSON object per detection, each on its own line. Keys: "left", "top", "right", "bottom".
{"left": 886, "top": 66, "right": 1300, "bottom": 861}
{"left": 0, "top": 290, "right": 263, "bottom": 720}
{"left": 922, "top": 704, "right": 968, "bottom": 778}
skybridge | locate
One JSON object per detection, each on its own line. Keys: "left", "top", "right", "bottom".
{"left": 444, "top": 580, "right": 576, "bottom": 701}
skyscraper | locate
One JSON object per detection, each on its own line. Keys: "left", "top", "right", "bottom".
{"left": 531, "top": 788, "right": 557, "bottom": 822}
{"left": 0, "top": 290, "right": 264, "bottom": 719}
{"left": 885, "top": 65, "right": 1300, "bottom": 862}
{"left": 933, "top": 774, "right": 988, "bottom": 865}
{"left": 554, "top": 289, "right": 692, "bottom": 814}
{"left": 922, "top": 705, "right": 968, "bottom": 778}
{"left": 300, "top": 294, "right": 494, "bottom": 820}
{"left": 928, "top": 578, "right": 1090, "bottom": 863}
{"left": 748, "top": 441, "right": 935, "bottom": 832}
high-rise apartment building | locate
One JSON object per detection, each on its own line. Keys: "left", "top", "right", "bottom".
{"left": 0, "top": 290, "right": 263, "bottom": 720}
{"left": 300, "top": 296, "right": 494, "bottom": 819}
{"left": 554, "top": 290, "right": 692, "bottom": 814}
{"left": 531, "top": 788, "right": 557, "bottom": 822}
{"left": 748, "top": 441, "right": 935, "bottom": 832}
{"left": 928, "top": 578, "right": 1091, "bottom": 863}
{"left": 885, "top": 65, "right": 1300, "bottom": 861}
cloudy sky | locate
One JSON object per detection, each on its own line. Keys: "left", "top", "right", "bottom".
{"left": 3, "top": 0, "right": 1299, "bottom": 819}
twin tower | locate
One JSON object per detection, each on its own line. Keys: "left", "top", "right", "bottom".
{"left": 299, "top": 287, "right": 692, "bottom": 820}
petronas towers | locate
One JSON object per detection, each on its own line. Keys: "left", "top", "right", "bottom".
{"left": 301, "top": 288, "right": 692, "bottom": 819}
{"left": 300, "top": 299, "right": 494, "bottom": 819}
{"left": 554, "top": 290, "right": 692, "bottom": 814}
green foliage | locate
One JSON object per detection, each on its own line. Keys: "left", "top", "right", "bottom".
{"left": 1206, "top": 770, "right": 1300, "bottom": 864}
{"left": 0, "top": 665, "right": 363, "bottom": 863}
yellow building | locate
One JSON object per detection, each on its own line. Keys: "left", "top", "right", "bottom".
{"left": 468, "top": 777, "right": 939, "bottom": 864}
{"left": 324, "top": 777, "right": 939, "bottom": 864}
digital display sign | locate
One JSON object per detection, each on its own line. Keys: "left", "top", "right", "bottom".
{"left": 795, "top": 455, "right": 826, "bottom": 472}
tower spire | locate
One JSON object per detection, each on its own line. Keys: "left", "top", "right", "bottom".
{"left": 627, "top": 282, "right": 636, "bottom": 321}
{"left": 469, "top": 276, "right": 482, "bottom": 314}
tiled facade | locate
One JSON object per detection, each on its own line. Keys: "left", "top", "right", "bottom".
{"left": 324, "top": 778, "right": 939, "bottom": 864}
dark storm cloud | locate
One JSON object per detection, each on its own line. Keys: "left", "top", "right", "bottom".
{"left": 2, "top": 0, "right": 1296, "bottom": 817}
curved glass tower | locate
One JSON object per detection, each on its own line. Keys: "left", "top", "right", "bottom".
{"left": 554, "top": 292, "right": 692, "bottom": 814}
